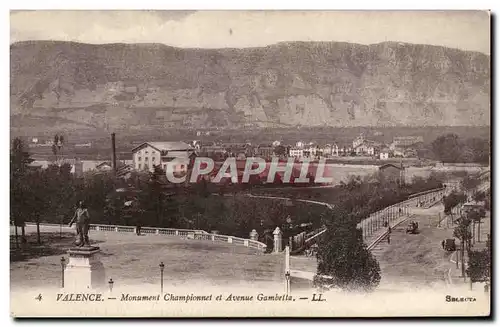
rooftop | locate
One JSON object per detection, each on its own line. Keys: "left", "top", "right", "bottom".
{"left": 379, "top": 163, "right": 404, "bottom": 170}
{"left": 132, "top": 141, "right": 193, "bottom": 152}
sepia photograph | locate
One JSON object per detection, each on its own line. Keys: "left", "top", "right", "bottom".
{"left": 9, "top": 9, "right": 491, "bottom": 317}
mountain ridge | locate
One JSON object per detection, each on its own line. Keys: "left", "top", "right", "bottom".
{"left": 10, "top": 40, "right": 490, "bottom": 133}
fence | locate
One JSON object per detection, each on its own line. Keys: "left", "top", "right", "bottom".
{"left": 357, "top": 187, "right": 445, "bottom": 240}
{"left": 290, "top": 187, "right": 446, "bottom": 251}
{"left": 23, "top": 222, "right": 267, "bottom": 252}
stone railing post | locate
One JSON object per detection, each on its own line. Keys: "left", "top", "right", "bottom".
{"left": 249, "top": 229, "right": 259, "bottom": 241}
{"left": 273, "top": 227, "right": 283, "bottom": 253}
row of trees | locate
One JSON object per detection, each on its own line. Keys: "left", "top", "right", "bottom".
{"left": 10, "top": 138, "right": 329, "bottom": 245}
{"left": 441, "top": 173, "right": 491, "bottom": 288}
{"left": 467, "top": 234, "right": 491, "bottom": 286}
{"left": 454, "top": 207, "right": 489, "bottom": 285}
{"left": 431, "top": 133, "right": 490, "bottom": 164}
{"left": 11, "top": 137, "right": 120, "bottom": 246}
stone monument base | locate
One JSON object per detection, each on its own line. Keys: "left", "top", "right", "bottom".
{"left": 64, "top": 246, "right": 106, "bottom": 290}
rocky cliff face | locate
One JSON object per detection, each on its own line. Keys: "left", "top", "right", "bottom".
{"left": 10, "top": 40, "right": 490, "bottom": 132}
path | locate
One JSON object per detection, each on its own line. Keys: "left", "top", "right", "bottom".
{"left": 369, "top": 204, "right": 453, "bottom": 289}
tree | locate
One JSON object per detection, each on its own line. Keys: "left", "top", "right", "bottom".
{"left": 467, "top": 249, "right": 490, "bottom": 284}
{"left": 431, "top": 134, "right": 462, "bottom": 163}
{"left": 315, "top": 208, "right": 381, "bottom": 292}
{"left": 443, "top": 191, "right": 467, "bottom": 215}
{"left": 149, "top": 165, "right": 166, "bottom": 225}
{"left": 473, "top": 191, "right": 486, "bottom": 203}
{"left": 467, "top": 234, "right": 491, "bottom": 288}
{"left": 484, "top": 191, "right": 491, "bottom": 211}
{"left": 130, "top": 166, "right": 167, "bottom": 227}
{"left": 51, "top": 134, "right": 65, "bottom": 162}
{"left": 274, "top": 145, "right": 287, "bottom": 156}
{"left": 22, "top": 163, "right": 78, "bottom": 243}
{"left": 468, "top": 208, "right": 486, "bottom": 242}
{"left": 453, "top": 217, "right": 472, "bottom": 278}
{"left": 461, "top": 175, "right": 480, "bottom": 194}
{"left": 10, "top": 138, "right": 35, "bottom": 246}
{"left": 10, "top": 138, "right": 34, "bottom": 178}
{"left": 104, "top": 191, "right": 123, "bottom": 225}
{"left": 464, "top": 138, "right": 490, "bottom": 164}
{"left": 23, "top": 170, "right": 51, "bottom": 244}
{"left": 78, "top": 172, "right": 115, "bottom": 214}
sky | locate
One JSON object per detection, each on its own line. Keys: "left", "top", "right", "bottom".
{"left": 10, "top": 10, "right": 491, "bottom": 54}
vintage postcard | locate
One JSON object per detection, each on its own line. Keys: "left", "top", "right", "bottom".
{"left": 10, "top": 10, "right": 491, "bottom": 317}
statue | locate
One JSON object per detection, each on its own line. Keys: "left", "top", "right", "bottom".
{"left": 68, "top": 201, "right": 91, "bottom": 247}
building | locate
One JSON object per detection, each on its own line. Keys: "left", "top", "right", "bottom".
{"left": 321, "top": 144, "right": 339, "bottom": 157}
{"left": 337, "top": 142, "right": 353, "bottom": 156}
{"left": 200, "top": 145, "right": 227, "bottom": 159}
{"left": 303, "top": 145, "right": 320, "bottom": 158}
{"left": 379, "top": 149, "right": 390, "bottom": 160}
{"left": 392, "top": 147, "right": 418, "bottom": 158}
{"left": 352, "top": 134, "right": 365, "bottom": 148}
{"left": 75, "top": 142, "right": 92, "bottom": 148}
{"left": 379, "top": 163, "right": 405, "bottom": 184}
{"left": 131, "top": 141, "right": 194, "bottom": 173}
{"left": 95, "top": 162, "right": 113, "bottom": 172}
{"left": 392, "top": 136, "right": 424, "bottom": 147}
{"left": 461, "top": 202, "right": 485, "bottom": 215}
{"left": 255, "top": 145, "right": 275, "bottom": 158}
{"left": 289, "top": 147, "right": 304, "bottom": 158}
{"left": 92, "top": 161, "right": 133, "bottom": 179}
{"left": 354, "top": 140, "right": 380, "bottom": 156}
{"left": 190, "top": 140, "right": 202, "bottom": 150}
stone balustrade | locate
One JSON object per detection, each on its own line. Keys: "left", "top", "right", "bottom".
{"left": 24, "top": 222, "right": 267, "bottom": 252}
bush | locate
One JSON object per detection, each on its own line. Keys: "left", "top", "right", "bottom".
{"left": 315, "top": 208, "right": 381, "bottom": 292}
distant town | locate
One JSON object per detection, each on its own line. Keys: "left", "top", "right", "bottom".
{"left": 23, "top": 132, "right": 432, "bottom": 178}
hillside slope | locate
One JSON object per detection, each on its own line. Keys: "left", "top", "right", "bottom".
{"left": 10, "top": 41, "right": 490, "bottom": 132}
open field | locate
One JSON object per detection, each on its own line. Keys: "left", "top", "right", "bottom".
{"left": 10, "top": 225, "right": 284, "bottom": 290}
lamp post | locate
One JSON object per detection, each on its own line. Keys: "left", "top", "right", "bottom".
{"left": 285, "top": 271, "right": 291, "bottom": 295}
{"left": 59, "top": 216, "right": 63, "bottom": 240}
{"left": 159, "top": 262, "right": 165, "bottom": 295}
{"left": 108, "top": 278, "right": 114, "bottom": 293}
{"left": 60, "top": 257, "right": 66, "bottom": 288}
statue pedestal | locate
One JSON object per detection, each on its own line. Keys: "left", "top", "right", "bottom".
{"left": 64, "top": 246, "right": 106, "bottom": 290}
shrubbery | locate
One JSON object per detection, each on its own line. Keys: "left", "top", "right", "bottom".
{"left": 314, "top": 207, "right": 381, "bottom": 292}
